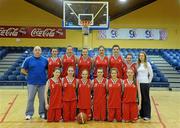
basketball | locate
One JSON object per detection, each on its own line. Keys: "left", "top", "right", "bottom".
{"left": 77, "top": 112, "right": 87, "bottom": 124}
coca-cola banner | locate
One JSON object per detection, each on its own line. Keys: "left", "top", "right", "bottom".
{"left": 0, "top": 26, "right": 66, "bottom": 39}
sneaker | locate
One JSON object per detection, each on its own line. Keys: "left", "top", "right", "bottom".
{"left": 40, "top": 114, "right": 45, "bottom": 119}
{"left": 25, "top": 115, "right": 32, "bottom": 120}
{"left": 143, "top": 117, "right": 150, "bottom": 121}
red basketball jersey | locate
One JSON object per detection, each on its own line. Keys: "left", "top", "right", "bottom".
{"left": 107, "top": 79, "right": 122, "bottom": 108}
{"left": 48, "top": 57, "right": 61, "bottom": 79}
{"left": 62, "top": 77, "right": 77, "bottom": 101}
{"left": 49, "top": 78, "right": 62, "bottom": 109}
{"left": 93, "top": 78, "right": 107, "bottom": 105}
{"left": 123, "top": 62, "right": 137, "bottom": 79}
{"left": 109, "top": 55, "right": 124, "bottom": 79}
{"left": 78, "top": 79, "right": 91, "bottom": 109}
{"left": 78, "top": 56, "right": 92, "bottom": 79}
{"left": 61, "top": 54, "right": 76, "bottom": 77}
{"left": 94, "top": 56, "right": 108, "bottom": 78}
{"left": 122, "top": 79, "right": 137, "bottom": 103}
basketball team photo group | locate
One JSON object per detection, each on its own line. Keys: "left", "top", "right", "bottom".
{"left": 21, "top": 45, "right": 152, "bottom": 123}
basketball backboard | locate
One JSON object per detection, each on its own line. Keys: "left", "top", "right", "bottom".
{"left": 63, "top": 1, "right": 109, "bottom": 30}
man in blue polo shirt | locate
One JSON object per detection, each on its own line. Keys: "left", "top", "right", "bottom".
{"left": 21, "top": 46, "right": 48, "bottom": 120}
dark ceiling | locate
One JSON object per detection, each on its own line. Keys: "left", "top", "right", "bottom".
{"left": 25, "top": 0, "right": 157, "bottom": 20}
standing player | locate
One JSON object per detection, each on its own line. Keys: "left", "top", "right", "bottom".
{"left": 62, "top": 66, "right": 77, "bottom": 122}
{"left": 61, "top": 45, "right": 77, "bottom": 77}
{"left": 122, "top": 68, "right": 141, "bottom": 122}
{"left": 109, "top": 45, "right": 124, "bottom": 79}
{"left": 92, "top": 68, "right": 107, "bottom": 121}
{"left": 77, "top": 48, "right": 92, "bottom": 79}
{"left": 94, "top": 46, "right": 108, "bottom": 78}
{"left": 48, "top": 48, "right": 61, "bottom": 79}
{"left": 44, "top": 68, "right": 62, "bottom": 122}
{"left": 77, "top": 69, "right": 92, "bottom": 120}
{"left": 107, "top": 68, "right": 122, "bottom": 122}
{"left": 137, "top": 51, "right": 153, "bottom": 121}
{"left": 123, "top": 53, "right": 137, "bottom": 79}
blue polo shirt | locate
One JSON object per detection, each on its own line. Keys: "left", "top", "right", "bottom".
{"left": 21, "top": 56, "right": 48, "bottom": 85}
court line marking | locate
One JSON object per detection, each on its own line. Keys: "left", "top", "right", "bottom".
{"left": 151, "top": 96, "right": 166, "bottom": 128}
{"left": 0, "top": 94, "right": 18, "bottom": 123}
{"left": 1, "top": 120, "right": 160, "bottom": 123}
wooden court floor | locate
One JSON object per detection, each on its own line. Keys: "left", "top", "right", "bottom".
{"left": 0, "top": 89, "right": 180, "bottom": 128}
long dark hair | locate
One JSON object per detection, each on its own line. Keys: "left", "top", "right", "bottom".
{"left": 138, "top": 51, "right": 147, "bottom": 68}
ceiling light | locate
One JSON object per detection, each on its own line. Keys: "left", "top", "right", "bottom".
{"left": 119, "top": 0, "right": 127, "bottom": 3}
{"left": 103, "top": 14, "right": 107, "bottom": 16}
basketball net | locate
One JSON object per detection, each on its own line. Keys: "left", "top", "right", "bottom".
{"left": 81, "top": 20, "right": 91, "bottom": 35}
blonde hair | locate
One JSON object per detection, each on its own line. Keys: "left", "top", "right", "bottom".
{"left": 138, "top": 51, "right": 147, "bottom": 68}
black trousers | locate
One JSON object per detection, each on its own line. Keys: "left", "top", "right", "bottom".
{"left": 140, "top": 83, "right": 151, "bottom": 118}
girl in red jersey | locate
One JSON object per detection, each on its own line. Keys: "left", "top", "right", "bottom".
{"left": 92, "top": 68, "right": 107, "bottom": 121}
{"left": 48, "top": 48, "right": 61, "bottom": 79}
{"left": 123, "top": 53, "right": 137, "bottom": 79}
{"left": 45, "top": 68, "right": 62, "bottom": 122}
{"left": 77, "top": 48, "right": 92, "bottom": 79}
{"left": 94, "top": 46, "right": 108, "bottom": 78}
{"left": 109, "top": 45, "right": 124, "bottom": 79}
{"left": 61, "top": 45, "right": 77, "bottom": 77}
{"left": 62, "top": 66, "right": 77, "bottom": 122}
{"left": 122, "top": 68, "right": 141, "bottom": 122}
{"left": 77, "top": 69, "right": 92, "bottom": 120}
{"left": 107, "top": 68, "right": 122, "bottom": 122}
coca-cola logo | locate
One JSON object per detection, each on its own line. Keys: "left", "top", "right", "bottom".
{"left": 0, "top": 26, "right": 66, "bottom": 38}
{"left": 19, "top": 28, "right": 27, "bottom": 35}
{"left": 0, "top": 27, "right": 19, "bottom": 37}
{"left": 56, "top": 29, "right": 64, "bottom": 36}
{"left": 31, "top": 28, "right": 55, "bottom": 37}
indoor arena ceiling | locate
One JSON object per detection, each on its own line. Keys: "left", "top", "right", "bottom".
{"left": 25, "top": 0, "right": 157, "bottom": 20}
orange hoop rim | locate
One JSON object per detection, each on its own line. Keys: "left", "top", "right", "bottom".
{"left": 80, "top": 20, "right": 92, "bottom": 27}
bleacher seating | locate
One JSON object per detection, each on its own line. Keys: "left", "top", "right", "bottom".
{"left": 0, "top": 48, "right": 8, "bottom": 59}
{"left": 162, "top": 50, "right": 180, "bottom": 72}
{"left": 151, "top": 63, "right": 169, "bottom": 87}
{"left": 0, "top": 47, "right": 27, "bottom": 86}
{"left": 1, "top": 47, "right": 180, "bottom": 87}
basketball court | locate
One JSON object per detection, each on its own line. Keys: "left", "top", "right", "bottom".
{"left": 0, "top": 89, "right": 180, "bottom": 128}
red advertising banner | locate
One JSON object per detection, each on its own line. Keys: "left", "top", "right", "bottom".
{"left": 0, "top": 26, "right": 66, "bottom": 39}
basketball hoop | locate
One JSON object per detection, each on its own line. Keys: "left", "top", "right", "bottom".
{"left": 63, "top": 1, "right": 109, "bottom": 30}
{"left": 81, "top": 20, "right": 91, "bottom": 35}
